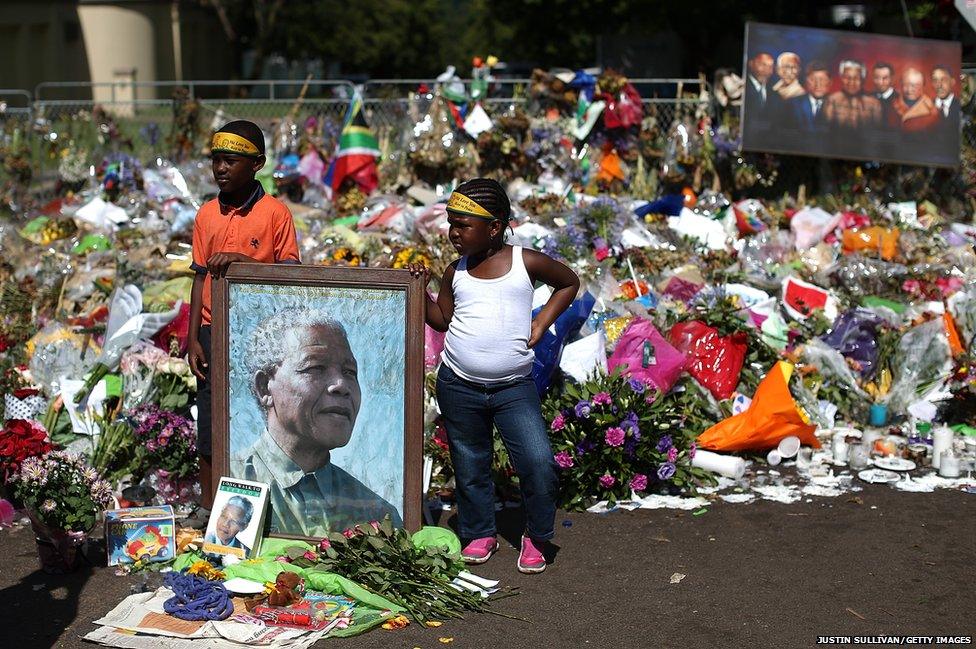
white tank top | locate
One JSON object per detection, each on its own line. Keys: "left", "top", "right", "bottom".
{"left": 442, "top": 245, "right": 535, "bottom": 383}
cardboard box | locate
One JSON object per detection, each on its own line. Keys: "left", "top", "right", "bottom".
{"left": 104, "top": 505, "right": 176, "bottom": 566}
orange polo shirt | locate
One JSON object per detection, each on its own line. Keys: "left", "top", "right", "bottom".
{"left": 191, "top": 183, "right": 300, "bottom": 325}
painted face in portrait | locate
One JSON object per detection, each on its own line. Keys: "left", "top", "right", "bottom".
{"left": 749, "top": 54, "right": 774, "bottom": 83}
{"left": 215, "top": 504, "right": 247, "bottom": 543}
{"left": 932, "top": 68, "right": 954, "bottom": 100}
{"left": 806, "top": 71, "right": 831, "bottom": 99}
{"left": 258, "top": 324, "right": 362, "bottom": 453}
{"left": 902, "top": 69, "right": 924, "bottom": 102}
{"left": 841, "top": 65, "right": 863, "bottom": 96}
{"left": 873, "top": 66, "right": 892, "bottom": 94}
{"left": 776, "top": 55, "right": 799, "bottom": 85}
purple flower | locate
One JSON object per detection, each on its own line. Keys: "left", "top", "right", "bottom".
{"left": 623, "top": 438, "right": 636, "bottom": 457}
{"left": 657, "top": 462, "right": 676, "bottom": 480}
{"left": 689, "top": 442, "right": 697, "bottom": 460}
{"left": 550, "top": 413, "right": 566, "bottom": 431}
{"left": 592, "top": 392, "right": 612, "bottom": 406}
{"left": 645, "top": 392, "right": 657, "bottom": 405}
{"left": 628, "top": 378, "right": 647, "bottom": 394}
{"left": 604, "top": 427, "right": 625, "bottom": 447}
{"left": 574, "top": 400, "right": 592, "bottom": 418}
{"left": 599, "top": 474, "right": 616, "bottom": 488}
{"left": 576, "top": 439, "right": 595, "bottom": 456}
{"left": 667, "top": 447, "right": 678, "bottom": 463}
{"left": 656, "top": 435, "right": 673, "bottom": 453}
{"left": 630, "top": 473, "right": 648, "bottom": 492}
{"left": 554, "top": 451, "right": 574, "bottom": 469}
{"left": 620, "top": 411, "right": 640, "bottom": 439}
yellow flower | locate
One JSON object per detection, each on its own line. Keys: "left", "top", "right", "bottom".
{"left": 186, "top": 559, "right": 225, "bottom": 581}
{"left": 381, "top": 614, "right": 410, "bottom": 630}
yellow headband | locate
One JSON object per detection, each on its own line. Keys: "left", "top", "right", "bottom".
{"left": 211, "top": 132, "right": 261, "bottom": 157}
{"left": 446, "top": 191, "right": 495, "bottom": 219}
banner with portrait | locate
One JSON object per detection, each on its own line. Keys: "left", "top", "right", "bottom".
{"left": 741, "top": 22, "right": 962, "bottom": 167}
{"left": 211, "top": 264, "right": 425, "bottom": 541}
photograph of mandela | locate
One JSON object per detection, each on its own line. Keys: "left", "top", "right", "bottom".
{"left": 231, "top": 308, "right": 401, "bottom": 537}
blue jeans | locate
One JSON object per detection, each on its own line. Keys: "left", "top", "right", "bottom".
{"left": 436, "top": 363, "right": 558, "bottom": 542}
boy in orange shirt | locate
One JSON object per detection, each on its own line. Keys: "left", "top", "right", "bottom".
{"left": 186, "top": 120, "right": 300, "bottom": 527}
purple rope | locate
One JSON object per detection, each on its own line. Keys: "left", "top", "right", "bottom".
{"left": 163, "top": 572, "right": 233, "bottom": 621}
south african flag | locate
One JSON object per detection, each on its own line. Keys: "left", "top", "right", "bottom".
{"left": 328, "top": 89, "right": 380, "bottom": 194}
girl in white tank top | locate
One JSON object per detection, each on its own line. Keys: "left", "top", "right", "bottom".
{"left": 409, "top": 179, "right": 579, "bottom": 574}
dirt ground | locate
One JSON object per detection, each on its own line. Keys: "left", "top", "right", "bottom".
{"left": 0, "top": 485, "right": 973, "bottom": 649}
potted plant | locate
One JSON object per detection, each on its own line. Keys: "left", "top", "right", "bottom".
{"left": 128, "top": 404, "right": 198, "bottom": 506}
{"left": 10, "top": 450, "right": 112, "bottom": 573}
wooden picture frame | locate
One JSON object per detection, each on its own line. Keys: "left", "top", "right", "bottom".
{"left": 211, "top": 264, "right": 424, "bottom": 541}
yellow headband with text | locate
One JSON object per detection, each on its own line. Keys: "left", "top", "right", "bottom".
{"left": 211, "top": 132, "right": 261, "bottom": 157}
{"left": 446, "top": 191, "right": 495, "bottom": 220}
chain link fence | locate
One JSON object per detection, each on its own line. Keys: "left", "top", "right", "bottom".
{"left": 1, "top": 75, "right": 972, "bottom": 212}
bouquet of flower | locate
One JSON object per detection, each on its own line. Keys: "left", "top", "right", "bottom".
{"left": 541, "top": 198, "right": 633, "bottom": 263}
{"left": 11, "top": 450, "right": 112, "bottom": 532}
{"left": 287, "top": 517, "right": 489, "bottom": 624}
{"left": 0, "top": 419, "right": 54, "bottom": 484}
{"left": 128, "top": 404, "right": 198, "bottom": 478}
{"left": 120, "top": 342, "right": 196, "bottom": 413}
{"left": 544, "top": 370, "right": 716, "bottom": 510}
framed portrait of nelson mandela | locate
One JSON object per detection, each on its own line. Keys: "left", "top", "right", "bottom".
{"left": 211, "top": 264, "right": 425, "bottom": 540}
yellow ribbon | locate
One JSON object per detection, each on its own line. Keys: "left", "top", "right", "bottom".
{"left": 446, "top": 192, "right": 494, "bottom": 219}
{"left": 211, "top": 132, "right": 261, "bottom": 157}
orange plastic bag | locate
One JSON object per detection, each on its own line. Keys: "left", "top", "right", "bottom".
{"left": 841, "top": 227, "right": 899, "bottom": 261}
{"left": 696, "top": 362, "right": 820, "bottom": 452}
{"left": 945, "top": 312, "right": 964, "bottom": 357}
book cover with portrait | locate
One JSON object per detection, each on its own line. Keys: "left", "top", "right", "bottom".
{"left": 203, "top": 477, "right": 270, "bottom": 559}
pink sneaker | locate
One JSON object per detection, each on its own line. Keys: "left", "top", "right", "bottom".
{"left": 517, "top": 536, "right": 547, "bottom": 574}
{"left": 461, "top": 537, "right": 498, "bottom": 564}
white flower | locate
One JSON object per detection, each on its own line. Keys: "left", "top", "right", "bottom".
{"left": 40, "top": 499, "right": 56, "bottom": 512}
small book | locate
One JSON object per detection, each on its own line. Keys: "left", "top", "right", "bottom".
{"left": 202, "top": 477, "right": 269, "bottom": 559}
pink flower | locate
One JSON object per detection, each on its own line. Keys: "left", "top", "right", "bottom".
{"left": 274, "top": 555, "right": 292, "bottom": 563}
{"left": 599, "top": 474, "right": 616, "bottom": 488}
{"left": 630, "top": 473, "right": 648, "bottom": 492}
{"left": 605, "top": 427, "right": 625, "bottom": 447}
{"left": 554, "top": 451, "right": 574, "bottom": 469}
{"left": 592, "top": 392, "right": 612, "bottom": 406}
{"left": 550, "top": 413, "right": 566, "bottom": 431}
{"left": 369, "top": 520, "right": 381, "bottom": 532}
{"left": 595, "top": 247, "right": 610, "bottom": 262}
{"left": 667, "top": 447, "right": 678, "bottom": 463}
{"left": 936, "top": 276, "right": 964, "bottom": 298}
{"left": 689, "top": 443, "right": 697, "bottom": 460}
{"left": 302, "top": 550, "right": 317, "bottom": 561}
{"left": 341, "top": 528, "right": 357, "bottom": 539}
{"left": 318, "top": 538, "right": 331, "bottom": 551}
{"left": 645, "top": 392, "right": 657, "bottom": 405}
{"left": 902, "top": 279, "right": 921, "bottom": 295}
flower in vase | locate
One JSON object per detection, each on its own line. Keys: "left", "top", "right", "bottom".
{"left": 592, "top": 392, "right": 612, "bottom": 406}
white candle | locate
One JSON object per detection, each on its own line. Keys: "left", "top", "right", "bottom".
{"left": 932, "top": 427, "right": 954, "bottom": 470}
{"left": 939, "top": 452, "right": 960, "bottom": 478}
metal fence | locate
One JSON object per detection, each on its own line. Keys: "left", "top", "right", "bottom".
{"left": 0, "top": 75, "right": 970, "bottom": 210}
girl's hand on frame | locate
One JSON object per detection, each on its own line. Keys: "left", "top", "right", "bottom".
{"left": 406, "top": 262, "right": 432, "bottom": 287}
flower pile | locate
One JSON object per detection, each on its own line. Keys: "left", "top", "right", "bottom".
{"left": 544, "top": 370, "right": 717, "bottom": 509}
{"left": 11, "top": 450, "right": 112, "bottom": 532}
{"left": 286, "top": 517, "right": 490, "bottom": 624}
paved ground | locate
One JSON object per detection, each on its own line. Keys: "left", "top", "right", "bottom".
{"left": 0, "top": 485, "right": 973, "bottom": 648}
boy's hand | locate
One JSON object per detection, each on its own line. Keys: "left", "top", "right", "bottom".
{"left": 405, "top": 262, "right": 432, "bottom": 287}
{"left": 207, "top": 252, "right": 255, "bottom": 278}
{"left": 529, "top": 318, "right": 547, "bottom": 348}
{"left": 187, "top": 339, "right": 208, "bottom": 381}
